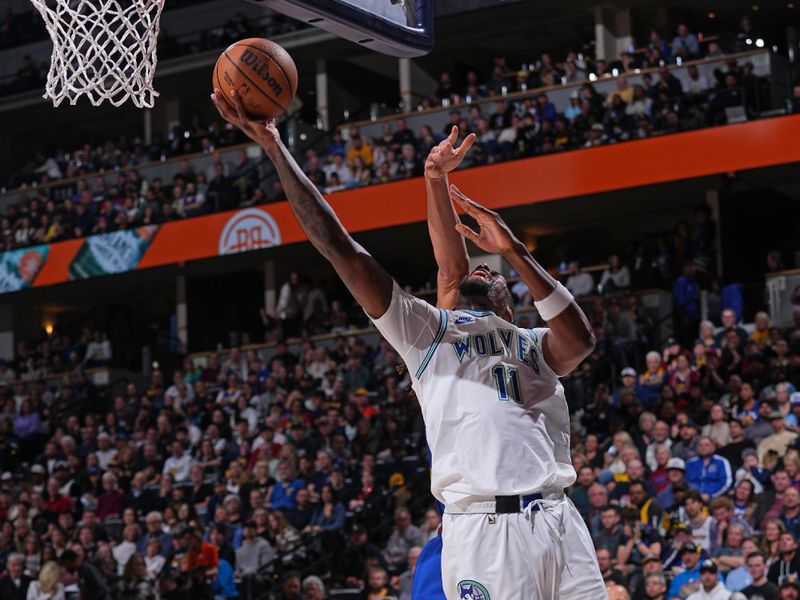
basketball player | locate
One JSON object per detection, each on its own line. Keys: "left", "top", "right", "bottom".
{"left": 211, "top": 89, "right": 604, "bottom": 598}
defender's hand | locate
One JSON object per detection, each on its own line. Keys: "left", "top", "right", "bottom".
{"left": 449, "top": 185, "right": 519, "bottom": 255}
{"left": 424, "top": 126, "right": 476, "bottom": 179}
{"left": 211, "top": 88, "right": 281, "bottom": 150}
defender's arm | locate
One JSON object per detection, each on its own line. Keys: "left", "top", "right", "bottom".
{"left": 450, "top": 186, "right": 595, "bottom": 376}
{"left": 424, "top": 126, "right": 475, "bottom": 308}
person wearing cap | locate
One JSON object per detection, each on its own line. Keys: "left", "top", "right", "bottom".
{"left": 685, "top": 437, "right": 733, "bottom": 502}
{"left": 658, "top": 458, "right": 698, "bottom": 510}
{"left": 758, "top": 411, "right": 799, "bottom": 463}
{"left": 685, "top": 559, "right": 729, "bottom": 600}
{"left": 667, "top": 542, "right": 705, "bottom": 599}
{"left": 614, "top": 367, "right": 639, "bottom": 407}
{"left": 742, "top": 551, "right": 780, "bottom": 600}
{"left": 629, "top": 554, "right": 665, "bottom": 599}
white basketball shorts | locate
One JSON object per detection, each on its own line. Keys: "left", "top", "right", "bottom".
{"left": 440, "top": 494, "right": 605, "bottom": 600}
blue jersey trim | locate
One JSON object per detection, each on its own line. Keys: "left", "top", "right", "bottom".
{"left": 459, "top": 309, "right": 494, "bottom": 317}
{"left": 415, "top": 309, "right": 448, "bottom": 380}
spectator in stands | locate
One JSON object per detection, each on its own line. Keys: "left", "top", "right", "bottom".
{"left": 668, "top": 541, "right": 704, "bottom": 599}
{"left": 742, "top": 551, "right": 780, "bottom": 599}
{"left": 565, "top": 261, "right": 594, "bottom": 297}
{"left": 685, "top": 437, "right": 733, "bottom": 501}
{"left": 383, "top": 507, "right": 426, "bottom": 571}
{"left": 672, "top": 24, "right": 700, "bottom": 60}
{"left": 0, "top": 554, "right": 30, "bottom": 600}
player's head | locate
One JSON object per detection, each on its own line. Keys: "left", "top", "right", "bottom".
{"left": 458, "top": 263, "right": 513, "bottom": 321}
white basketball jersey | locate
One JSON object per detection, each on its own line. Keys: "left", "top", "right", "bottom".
{"left": 371, "top": 282, "right": 576, "bottom": 505}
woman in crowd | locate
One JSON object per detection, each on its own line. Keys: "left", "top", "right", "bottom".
{"left": 761, "top": 518, "right": 786, "bottom": 566}
{"left": 115, "top": 553, "right": 156, "bottom": 600}
{"left": 306, "top": 485, "right": 346, "bottom": 535}
{"left": 26, "top": 561, "right": 65, "bottom": 600}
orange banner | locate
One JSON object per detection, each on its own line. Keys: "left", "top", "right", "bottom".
{"left": 27, "top": 114, "right": 800, "bottom": 290}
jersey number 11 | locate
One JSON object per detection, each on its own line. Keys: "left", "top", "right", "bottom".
{"left": 492, "top": 365, "right": 522, "bottom": 404}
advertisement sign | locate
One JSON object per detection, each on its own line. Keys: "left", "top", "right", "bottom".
{"left": 0, "top": 245, "right": 49, "bottom": 293}
{"left": 218, "top": 208, "right": 282, "bottom": 255}
{"left": 68, "top": 226, "right": 159, "bottom": 280}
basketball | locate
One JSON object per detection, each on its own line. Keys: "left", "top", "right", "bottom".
{"left": 213, "top": 38, "right": 298, "bottom": 120}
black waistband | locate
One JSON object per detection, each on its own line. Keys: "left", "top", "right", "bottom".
{"left": 494, "top": 493, "right": 543, "bottom": 513}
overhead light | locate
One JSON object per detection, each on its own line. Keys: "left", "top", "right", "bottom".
{"left": 746, "top": 38, "right": 753, "bottom": 45}
{"left": 708, "top": 12, "right": 716, "bottom": 18}
{"left": 755, "top": 38, "right": 765, "bottom": 48}
{"left": 44, "top": 323, "right": 54, "bottom": 335}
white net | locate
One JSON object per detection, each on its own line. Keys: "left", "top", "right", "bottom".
{"left": 29, "top": 0, "right": 165, "bottom": 108}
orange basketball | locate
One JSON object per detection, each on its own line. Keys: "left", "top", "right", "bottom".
{"left": 213, "top": 38, "right": 298, "bottom": 120}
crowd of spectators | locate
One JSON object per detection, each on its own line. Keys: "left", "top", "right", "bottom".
{"left": 0, "top": 257, "right": 796, "bottom": 599}
{"left": 0, "top": 174, "right": 796, "bottom": 599}
{"left": 426, "top": 18, "right": 768, "bottom": 108}
{"left": 0, "top": 48, "right": 777, "bottom": 255}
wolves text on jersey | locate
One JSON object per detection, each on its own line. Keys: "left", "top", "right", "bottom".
{"left": 450, "top": 327, "right": 541, "bottom": 374}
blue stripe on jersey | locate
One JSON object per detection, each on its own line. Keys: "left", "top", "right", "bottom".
{"left": 459, "top": 309, "right": 494, "bottom": 317}
{"left": 415, "top": 308, "right": 448, "bottom": 380}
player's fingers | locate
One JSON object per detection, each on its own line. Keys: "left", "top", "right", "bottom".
{"left": 449, "top": 184, "right": 488, "bottom": 215}
{"left": 454, "top": 223, "right": 480, "bottom": 243}
{"left": 446, "top": 125, "right": 458, "bottom": 145}
{"left": 456, "top": 133, "right": 477, "bottom": 155}
{"left": 211, "top": 91, "right": 235, "bottom": 123}
{"left": 230, "top": 90, "right": 248, "bottom": 123}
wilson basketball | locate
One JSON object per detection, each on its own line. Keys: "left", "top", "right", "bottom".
{"left": 213, "top": 38, "right": 298, "bottom": 120}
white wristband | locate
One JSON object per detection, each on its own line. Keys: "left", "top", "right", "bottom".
{"left": 534, "top": 282, "right": 574, "bottom": 321}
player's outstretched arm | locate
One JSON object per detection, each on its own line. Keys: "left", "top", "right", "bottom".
{"left": 424, "top": 126, "right": 475, "bottom": 309}
{"left": 449, "top": 185, "right": 595, "bottom": 376}
{"left": 211, "top": 89, "right": 393, "bottom": 318}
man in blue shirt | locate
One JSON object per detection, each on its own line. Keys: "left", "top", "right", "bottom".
{"left": 684, "top": 437, "right": 733, "bottom": 501}
{"left": 668, "top": 543, "right": 705, "bottom": 599}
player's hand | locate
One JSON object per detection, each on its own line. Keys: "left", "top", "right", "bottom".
{"left": 424, "top": 126, "right": 476, "bottom": 179}
{"left": 210, "top": 88, "right": 281, "bottom": 150}
{"left": 449, "top": 185, "right": 519, "bottom": 255}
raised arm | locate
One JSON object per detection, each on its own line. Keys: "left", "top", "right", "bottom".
{"left": 211, "top": 90, "right": 392, "bottom": 318}
{"left": 449, "top": 185, "right": 595, "bottom": 376}
{"left": 424, "top": 126, "right": 475, "bottom": 308}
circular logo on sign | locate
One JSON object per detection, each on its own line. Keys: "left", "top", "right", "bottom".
{"left": 218, "top": 208, "right": 281, "bottom": 255}
{"left": 457, "top": 580, "right": 490, "bottom": 600}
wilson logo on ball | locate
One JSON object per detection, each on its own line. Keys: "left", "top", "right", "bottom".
{"left": 218, "top": 208, "right": 282, "bottom": 255}
{"left": 240, "top": 50, "right": 283, "bottom": 95}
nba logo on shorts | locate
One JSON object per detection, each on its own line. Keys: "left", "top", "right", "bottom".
{"left": 457, "top": 580, "right": 490, "bottom": 600}
{"left": 218, "top": 208, "right": 282, "bottom": 255}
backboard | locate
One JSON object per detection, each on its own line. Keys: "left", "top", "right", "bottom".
{"left": 246, "top": 0, "right": 434, "bottom": 57}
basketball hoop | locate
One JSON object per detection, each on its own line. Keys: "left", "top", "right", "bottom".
{"left": 29, "top": 0, "right": 165, "bottom": 108}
